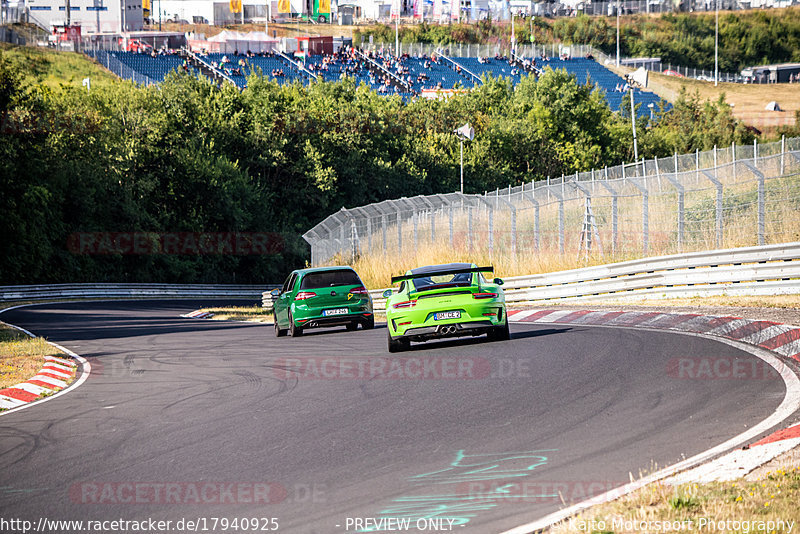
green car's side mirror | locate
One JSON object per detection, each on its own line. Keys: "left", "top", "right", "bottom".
{"left": 382, "top": 289, "right": 393, "bottom": 298}
{"left": 270, "top": 288, "right": 282, "bottom": 297}
{"left": 493, "top": 278, "right": 504, "bottom": 286}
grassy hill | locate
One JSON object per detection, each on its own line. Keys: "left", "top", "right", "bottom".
{"left": 0, "top": 42, "right": 118, "bottom": 90}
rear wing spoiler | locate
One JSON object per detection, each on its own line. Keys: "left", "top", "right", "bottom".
{"left": 390, "top": 266, "right": 494, "bottom": 285}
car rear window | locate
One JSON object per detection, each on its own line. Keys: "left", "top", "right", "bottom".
{"left": 300, "top": 270, "right": 361, "bottom": 289}
{"left": 412, "top": 272, "right": 474, "bottom": 290}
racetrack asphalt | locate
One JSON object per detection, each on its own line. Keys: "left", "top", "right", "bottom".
{"left": 0, "top": 300, "right": 790, "bottom": 534}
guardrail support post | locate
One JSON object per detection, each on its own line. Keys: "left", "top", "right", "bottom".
{"left": 741, "top": 161, "right": 765, "bottom": 246}
{"left": 701, "top": 170, "right": 724, "bottom": 248}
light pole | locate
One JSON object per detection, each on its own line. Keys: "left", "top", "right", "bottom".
{"left": 616, "top": 0, "right": 620, "bottom": 67}
{"left": 625, "top": 67, "right": 648, "bottom": 163}
{"left": 454, "top": 123, "right": 474, "bottom": 194}
{"left": 714, "top": 0, "right": 719, "bottom": 87}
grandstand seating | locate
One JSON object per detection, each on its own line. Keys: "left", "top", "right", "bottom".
{"left": 88, "top": 51, "right": 667, "bottom": 116}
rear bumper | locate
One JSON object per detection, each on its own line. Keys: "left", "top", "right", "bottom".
{"left": 396, "top": 320, "right": 494, "bottom": 341}
{"left": 297, "top": 313, "right": 373, "bottom": 329}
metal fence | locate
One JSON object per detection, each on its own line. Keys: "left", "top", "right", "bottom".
{"left": 84, "top": 49, "right": 160, "bottom": 86}
{"left": 0, "top": 283, "right": 276, "bottom": 302}
{"left": 303, "top": 136, "right": 800, "bottom": 266}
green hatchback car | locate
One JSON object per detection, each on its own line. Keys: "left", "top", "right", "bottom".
{"left": 384, "top": 263, "right": 509, "bottom": 352}
{"left": 272, "top": 266, "right": 374, "bottom": 337}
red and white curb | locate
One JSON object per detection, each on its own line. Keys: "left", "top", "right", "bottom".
{"left": 181, "top": 310, "right": 214, "bottom": 319}
{"left": 0, "top": 355, "right": 77, "bottom": 410}
{"left": 507, "top": 309, "right": 800, "bottom": 362}
{"left": 0, "top": 308, "right": 91, "bottom": 417}
{"left": 501, "top": 308, "right": 800, "bottom": 534}
{"left": 668, "top": 424, "right": 800, "bottom": 485}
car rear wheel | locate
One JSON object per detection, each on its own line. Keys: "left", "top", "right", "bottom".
{"left": 488, "top": 317, "right": 510, "bottom": 341}
{"left": 364, "top": 317, "right": 375, "bottom": 330}
{"left": 388, "top": 333, "right": 409, "bottom": 353}
{"left": 274, "top": 314, "right": 287, "bottom": 337}
{"left": 289, "top": 311, "right": 303, "bottom": 337}
{"left": 346, "top": 322, "right": 358, "bottom": 331}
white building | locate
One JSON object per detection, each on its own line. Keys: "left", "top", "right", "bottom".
{"left": 155, "top": 0, "right": 278, "bottom": 25}
{"left": 26, "top": 0, "right": 144, "bottom": 33}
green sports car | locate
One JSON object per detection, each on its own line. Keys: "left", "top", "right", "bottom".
{"left": 272, "top": 266, "right": 374, "bottom": 337}
{"left": 384, "top": 263, "right": 509, "bottom": 352}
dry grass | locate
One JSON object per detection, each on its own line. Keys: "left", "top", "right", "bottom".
{"left": 199, "top": 306, "right": 274, "bottom": 322}
{"left": 551, "top": 465, "right": 800, "bottom": 533}
{"left": 0, "top": 324, "right": 64, "bottom": 390}
{"left": 608, "top": 64, "right": 800, "bottom": 133}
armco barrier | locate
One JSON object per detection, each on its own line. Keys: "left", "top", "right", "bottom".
{"left": 0, "top": 284, "right": 278, "bottom": 302}
{"left": 356, "top": 242, "right": 800, "bottom": 311}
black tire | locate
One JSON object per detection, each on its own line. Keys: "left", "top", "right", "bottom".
{"left": 388, "top": 333, "right": 409, "bottom": 353}
{"left": 317, "top": 15, "right": 327, "bottom": 23}
{"left": 346, "top": 322, "right": 358, "bottom": 331}
{"left": 364, "top": 317, "right": 375, "bottom": 330}
{"left": 490, "top": 317, "right": 510, "bottom": 341}
{"left": 289, "top": 311, "right": 303, "bottom": 337}
{"left": 274, "top": 314, "right": 287, "bottom": 337}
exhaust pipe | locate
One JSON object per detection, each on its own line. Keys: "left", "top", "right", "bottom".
{"left": 440, "top": 325, "right": 457, "bottom": 335}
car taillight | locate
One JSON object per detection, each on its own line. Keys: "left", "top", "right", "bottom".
{"left": 294, "top": 291, "right": 316, "bottom": 300}
{"left": 472, "top": 292, "right": 498, "bottom": 299}
{"left": 393, "top": 300, "right": 417, "bottom": 309}
{"left": 350, "top": 286, "right": 369, "bottom": 296}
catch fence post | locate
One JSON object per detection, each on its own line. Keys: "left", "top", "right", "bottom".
{"left": 524, "top": 188, "right": 540, "bottom": 252}
{"left": 449, "top": 206, "right": 454, "bottom": 247}
{"left": 396, "top": 208, "right": 403, "bottom": 255}
{"left": 663, "top": 161, "right": 685, "bottom": 252}
{"left": 732, "top": 141, "right": 737, "bottom": 181}
{"left": 599, "top": 180, "right": 618, "bottom": 255}
{"left": 695, "top": 148, "right": 699, "bottom": 182}
{"left": 742, "top": 162, "right": 766, "bottom": 246}
{"left": 467, "top": 206, "right": 473, "bottom": 252}
{"left": 701, "top": 170, "right": 724, "bottom": 248}
{"left": 754, "top": 138, "right": 758, "bottom": 168}
{"left": 713, "top": 145, "right": 718, "bottom": 181}
{"left": 413, "top": 212, "right": 418, "bottom": 250}
{"left": 382, "top": 214, "right": 387, "bottom": 256}
{"left": 340, "top": 222, "right": 347, "bottom": 259}
{"left": 629, "top": 179, "right": 649, "bottom": 255}
{"left": 781, "top": 135, "right": 786, "bottom": 175}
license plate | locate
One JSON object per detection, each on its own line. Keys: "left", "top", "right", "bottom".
{"left": 323, "top": 308, "right": 348, "bottom": 316}
{"left": 434, "top": 311, "right": 461, "bottom": 320}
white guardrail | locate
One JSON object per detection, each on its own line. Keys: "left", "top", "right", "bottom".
{"left": 338, "top": 242, "right": 800, "bottom": 312}
{"left": 0, "top": 284, "right": 279, "bottom": 302}
{"left": 3, "top": 243, "right": 795, "bottom": 310}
